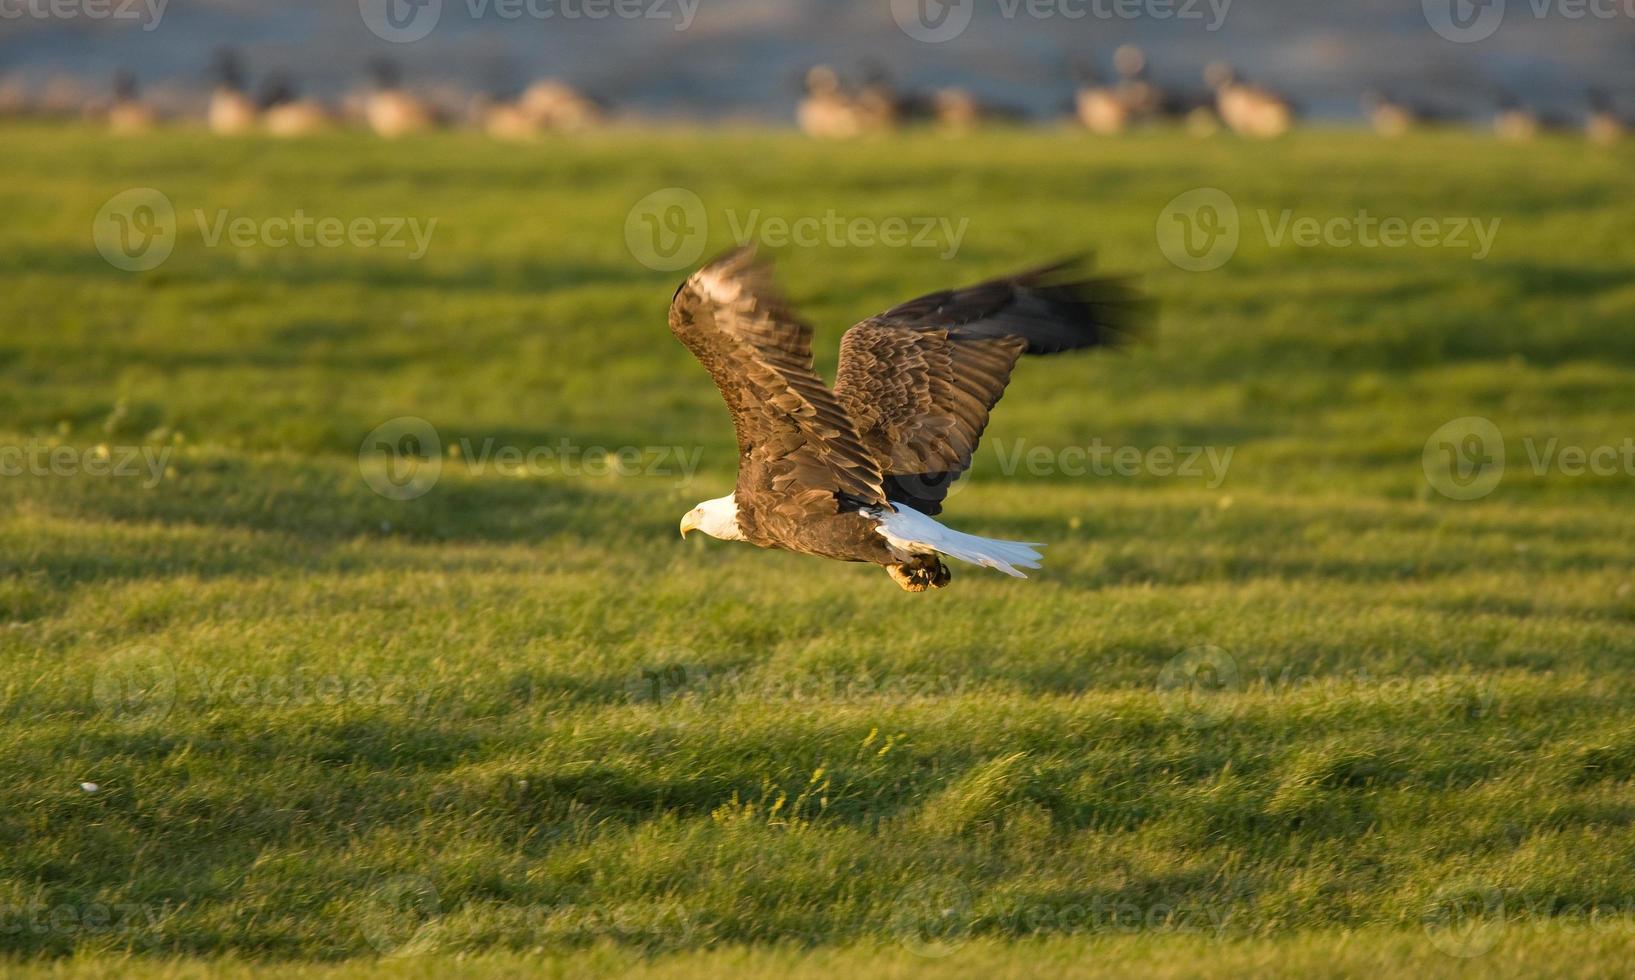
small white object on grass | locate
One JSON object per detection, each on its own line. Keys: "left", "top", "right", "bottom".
{"left": 80, "top": 782, "right": 100, "bottom": 793}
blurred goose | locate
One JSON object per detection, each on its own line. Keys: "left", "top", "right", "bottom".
{"left": 365, "top": 58, "right": 438, "bottom": 137}
{"left": 1361, "top": 89, "right": 1417, "bottom": 137}
{"left": 518, "top": 78, "right": 605, "bottom": 131}
{"left": 1585, "top": 89, "right": 1627, "bottom": 145}
{"left": 797, "top": 65, "right": 866, "bottom": 139}
{"left": 1361, "top": 89, "right": 1458, "bottom": 137}
{"left": 1493, "top": 95, "right": 1569, "bottom": 142}
{"left": 930, "top": 87, "right": 1026, "bottom": 133}
{"left": 259, "top": 72, "right": 332, "bottom": 137}
{"left": 1184, "top": 104, "right": 1222, "bottom": 137}
{"left": 856, "top": 60, "right": 929, "bottom": 130}
{"left": 469, "top": 88, "right": 539, "bottom": 141}
{"left": 1074, "top": 60, "right": 1130, "bottom": 135}
{"left": 208, "top": 49, "right": 257, "bottom": 135}
{"left": 107, "top": 70, "right": 159, "bottom": 134}
{"left": 37, "top": 74, "right": 92, "bottom": 119}
{"left": 1206, "top": 62, "right": 1294, "bottom": 138}
{"left": 1116, "top": 47, "right": 1206, "bottom": 128}
{"left": 0, "top": 73, "right": 31, "bottom": 117}
{"left": 1113, "top": 45, "right": 1165, "bottom": 119}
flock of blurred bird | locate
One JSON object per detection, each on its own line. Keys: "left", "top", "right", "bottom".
{"left": 1, "top": 44, "right": 1630, "bottom": 144}
{"left": 0, "top": 50, "right": 607, "bottom": 139}
{"left": 797, "top": 46, "right": 1632, "bottom": 144}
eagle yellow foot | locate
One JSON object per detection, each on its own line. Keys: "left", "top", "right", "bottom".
{"left": 888, "top": 557, "right": 952, "bottom": 592}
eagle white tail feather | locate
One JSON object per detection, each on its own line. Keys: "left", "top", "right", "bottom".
{"left": 872, "top": 506, "right": 1045, "bottom": 579}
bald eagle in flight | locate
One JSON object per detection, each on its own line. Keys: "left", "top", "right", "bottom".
{"left": 672, "top": 248, "right": 1145, "bottom": 591}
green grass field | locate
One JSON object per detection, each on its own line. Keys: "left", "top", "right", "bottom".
{"left": 3, "top": 124, "right": 1634, "bottom": 977}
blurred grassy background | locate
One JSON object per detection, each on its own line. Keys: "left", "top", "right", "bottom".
{"left": 1, "top": 125, "right": 1634, "bottom": 974}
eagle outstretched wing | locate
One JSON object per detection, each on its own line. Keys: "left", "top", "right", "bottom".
{"left": 668, "top": 248, "right": 887, "bottom": 510}
{"left": 834, "top": 259, "right": 1148, "bottom": 515}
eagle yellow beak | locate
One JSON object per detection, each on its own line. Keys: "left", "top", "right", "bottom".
{"left": 679, "top": 513, "right": 699, "bottom": 539}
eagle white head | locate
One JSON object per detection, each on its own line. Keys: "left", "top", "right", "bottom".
{"left": 680, "top": 494, "right": 745, "bottom": 542}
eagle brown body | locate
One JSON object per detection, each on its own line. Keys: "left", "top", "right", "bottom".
{"left": 669, "top": 249, "right": 1145, "bottom": 589}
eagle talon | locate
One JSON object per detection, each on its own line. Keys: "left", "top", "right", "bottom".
{"left": 888, "top": 557, "right": 950, "bottom": 593}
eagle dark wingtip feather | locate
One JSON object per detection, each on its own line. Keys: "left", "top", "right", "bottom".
{"left": 997, "top": 259, "right": 1155, "bottom": 356}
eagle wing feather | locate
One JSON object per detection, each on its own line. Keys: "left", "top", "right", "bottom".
{"left": 834, "top": 258, "right": 1148, "bottom": 515}
{"left": 668, "top": 248, "right": 888, "bottom": 523}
